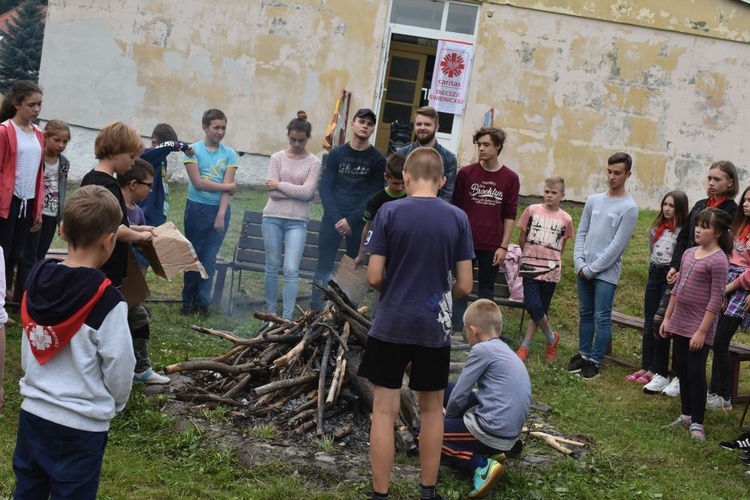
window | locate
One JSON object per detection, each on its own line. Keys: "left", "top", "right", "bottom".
{"left": 390, "top": 0, "right": 479, "bottom": 35}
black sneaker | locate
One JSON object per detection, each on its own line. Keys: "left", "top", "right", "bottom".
{"left": 567, "top": 354, "right": 587, "bottom": 373}
{"left": 740, "top": 451, "right": 750, "bottom": 464}
{"left": 720, "top": 432, "right": 750, "bottom": 450}
{"left": 579, "top": 360, "right": 600, "bottom": 380}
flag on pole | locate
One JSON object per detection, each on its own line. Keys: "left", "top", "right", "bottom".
{"left": 484, "top": 108, "right": 494, "bottom": 127}
{"left": 323, "top": 90, "right": 351, "bottom": 151}
{"left": 428, "top": 40, "right": 474, "bottom": 115}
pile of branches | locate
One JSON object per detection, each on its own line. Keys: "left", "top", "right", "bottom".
{"left": 166, "top": 283, "right": 418, "bottom": 447}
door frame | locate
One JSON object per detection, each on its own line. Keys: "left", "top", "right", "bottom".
{"left": 373, "top": 11, "right": 477, "bottom": 155}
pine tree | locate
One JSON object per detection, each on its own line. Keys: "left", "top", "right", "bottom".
{"left": 0, "top": 0, "right": 46, "bottom": 94}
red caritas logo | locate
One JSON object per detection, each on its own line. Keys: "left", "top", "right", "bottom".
{"left": 440, "top": 52, "right": 465, "bottom": 78}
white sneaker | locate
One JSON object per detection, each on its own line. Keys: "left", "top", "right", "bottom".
{"left": 706, "top": 393, "right": 732, "bottom": 411}
{"left": 133, "top": 369, "right": 171, "bottom": 385}
{"left": 643, "top": 374, "right": 670, "bottom": 394}
{"left": 662, "top": 377, "right": 680, "bottom": 397}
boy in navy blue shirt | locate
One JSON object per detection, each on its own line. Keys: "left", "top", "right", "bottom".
{"left": 358, "top": 147, "right": 475, "bottom": 500}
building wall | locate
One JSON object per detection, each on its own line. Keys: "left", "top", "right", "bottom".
{"left": 39, "top": 0, "right": 750, "bottom": 207}
{"left": 39, "top": 0, "right": 389, "bottom": 158}
{"left": 462, "top": 3, "right": 750, "bottom": 207}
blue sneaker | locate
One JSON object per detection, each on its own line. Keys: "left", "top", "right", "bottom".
{"left": 133, "top": 369, "right": 170, "bottom": 385}
{"left": 468, "top": 458, "right": 504, "bottom": 498}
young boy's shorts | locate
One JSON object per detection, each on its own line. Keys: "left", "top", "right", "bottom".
{"left": 522, "top": 277, "right": 557, "bottom": 322}
{"left": 358, "top": 336, "right": 450, "bottom": 391}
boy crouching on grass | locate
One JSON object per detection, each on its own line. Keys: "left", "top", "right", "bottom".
{"left": 358, "top": 147, "right": 475, "bottom": 500}
{"left": 14, "top": 186, "right": 136, "bottom": 499}
{"left": 437, "top": 299, "right": 531, "bottom": 499}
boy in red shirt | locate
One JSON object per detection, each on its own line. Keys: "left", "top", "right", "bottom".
{"left": 451, "top": 127, "right": 520, "bottom": 335}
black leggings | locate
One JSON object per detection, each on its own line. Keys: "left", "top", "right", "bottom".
{"left": 673, "top": 335, "right": 710, "bottom": 425}
{"left": 709, "top": 314, "right": 742, "bottom": 400}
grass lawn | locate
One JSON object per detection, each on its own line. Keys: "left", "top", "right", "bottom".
{"left": 1, "top": 183, "right": 749, "bottom": 499}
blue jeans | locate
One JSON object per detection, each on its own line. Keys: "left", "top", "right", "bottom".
{"left": 522, "top": 278, "right": 556, "bottom": 322}
{"left": 262, "top": 217, "right": 308, "bottom": 319}
{"left": 310, "top": 212, "right": 364, "bottom": 311}
{"left": 577, "top": 277, "right": 617, "bottom": 365}
{"left": 182, "top": 200, "right": 230, "bottom": 310}
{"left": 13, "top": 410, "right": 108, "bottom": 500}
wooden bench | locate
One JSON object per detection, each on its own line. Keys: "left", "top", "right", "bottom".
{"left": 612, "top": 310, "right": 750, "bottom": 411}
{"left": 224, "top": 210, "right": 527, "bottom": 333}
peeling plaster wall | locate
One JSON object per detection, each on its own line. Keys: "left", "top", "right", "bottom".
{"left": 40, "top": 0, "right": 750, "bottom": 207}
{"left": 462, "top": 4, "right": 750, "bottom": 208}
{"left": 39, "top": 0, "right": 388, "bottom": 159}
{"left": 494, "top": 0, "right": 750, "bottom": 43}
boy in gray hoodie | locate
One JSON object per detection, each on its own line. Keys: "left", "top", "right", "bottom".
{"left": 13, "top": 185, "right": 135, "bottom": 499}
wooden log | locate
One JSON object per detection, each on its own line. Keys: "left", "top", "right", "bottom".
{"left": 253, "top": 312, "right": 292, "bottom": 324}
{"left": 449, "top": 362, "right": 465, "bottom": 373}
{"left": 213, "top": 345, "right": 246, "bottom": 363}
{"left": 326, "top": 323, "right": 350, "bottom": 406}
{"left": 273, "top": 325, "right": 324, "bottom": 369}
{"left": 344, "top": 350, "right": 374, "bottom": 410}
{"left": 316, "top": 334, "right": 335, "bottom": 436}
{"left": 333, "top": 424, "right": 353, "bottom": 440}
{"left": 192, "top": 325, "right": 301, "bottom": 347}
{"left": 164, "top": 360, "right": 265, "bottom": 376}
{"left": 222, "top": 373, "right": 252, "bottom": 399}
{"left": 174, "top": 393, "right": 243, "bottom": 406}
{"left": 347, "top": 319, "right": 370, "bottom": 346}
{"left": 253, "top": 373, "right": 318, "bottom": 397}
{"left": 316, "top": 283, "right": 371, "bottom": 328}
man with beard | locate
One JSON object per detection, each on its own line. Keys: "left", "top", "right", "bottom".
{"left": 398, "top": 106, "right": 457, "bottom": 202}
{"left": 311, "top": 108, "right": 386, "bottom": 311}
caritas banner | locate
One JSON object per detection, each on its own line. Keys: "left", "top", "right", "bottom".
{"left": 428, "top": 40, "right": 474, "bottom": 115}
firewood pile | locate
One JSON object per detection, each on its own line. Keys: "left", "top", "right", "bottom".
{"left": 166, "top": 283, "right": 418, "bottom": 449}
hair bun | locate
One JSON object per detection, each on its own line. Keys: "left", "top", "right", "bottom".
{"left": 297, "top": 110, "right": 307, "bottom": 121}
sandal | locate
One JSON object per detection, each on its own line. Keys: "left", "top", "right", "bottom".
{"left": 635, "top": 373, "right": 653, "bottom": 385}
{"left": 625, "top": 371, "right": 645, "bottom": 382}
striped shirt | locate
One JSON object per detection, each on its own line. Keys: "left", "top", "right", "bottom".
{"left": 666, "top": 247, "right": 728, "bottom": 346}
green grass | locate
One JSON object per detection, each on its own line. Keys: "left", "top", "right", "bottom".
{"left": 2, "top": 185, "right": 749, "bottom": 499}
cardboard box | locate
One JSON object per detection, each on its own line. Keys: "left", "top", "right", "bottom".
{"left": 138, "top": 222, "right": 208, "bottom": 280}
{"left": 120, "top": 222, "right": 208, "bottom": 306}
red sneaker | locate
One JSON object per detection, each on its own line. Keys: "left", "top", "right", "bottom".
{"left": 546, "top": 331, "right": 560, "bottom": 360}
{"left": 516, "top": 346, "right": 529, "bottom": 362}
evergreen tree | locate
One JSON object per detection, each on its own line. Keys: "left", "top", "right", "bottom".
{"left": 0, "top": 0, "right": 46, "bottom": 94}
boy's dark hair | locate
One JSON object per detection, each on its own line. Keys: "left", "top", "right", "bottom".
{"left": 415, "top": 106, "right": 439, "bottom": 126}
{"left": 63, "top": 186, "right": 122, "bottom": 249}
{"left": 607, "top": 152, "right": 633, "bottom": 172}
{"left": 709, "top": 160, "right": 739, "bottom": 199}
{"left": 695, "top": 207, "right": 733, "bottom": 256}
{"left": 385, "top": 152, "right": 406, "bottom": 180}
{"left": 117, "top": 158, "right": 155, "bottom": 187}
{"left": 404, "top": 147, "right": 444, "bottom": 182}
{"left": 44, "top": 119, "right": 70, "bottom": 137}
{"left": 0, "top": 80, "right": 42, "bottom": 122}
{"left": 94, "top": 122, "right": 143, "bottom": 160}
{"left": 287, "top": 110, "right": 312, "bottom": 137}
{"left": 202, "top": 109, "right": 227, "bottom": 127}
{"left": 151, "top": 123, "right": 178, "bottom": 143}
{"left": 463, "top": 299, "right": 503, "bottom": 335}
{"left": 472, "top": 127, "right": 507, "bottom": 155}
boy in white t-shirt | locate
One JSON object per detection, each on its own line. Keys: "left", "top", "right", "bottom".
{"left": 515, "top": 177, "right": 574, "bottom": 362}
